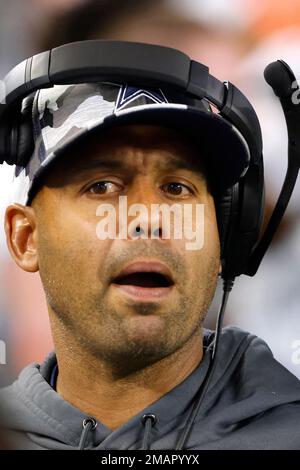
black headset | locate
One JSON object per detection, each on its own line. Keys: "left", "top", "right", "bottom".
{"left": 0, "top": 39, "right": 265, "bottom": 281}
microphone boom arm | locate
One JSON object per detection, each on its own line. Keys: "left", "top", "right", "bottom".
{"left": 246, "top": 60, "right": 300, "bottom": 276}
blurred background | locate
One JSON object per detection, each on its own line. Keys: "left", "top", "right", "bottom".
{"left": 1, "top": 0, "right": 300, "bottom": 386}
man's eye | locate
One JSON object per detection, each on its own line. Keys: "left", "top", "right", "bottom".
{"left": 161, "top": 182, "right": 193, "bottom": 196}
{"left": 87, "top": 181, "right": 120, "bottom": 194}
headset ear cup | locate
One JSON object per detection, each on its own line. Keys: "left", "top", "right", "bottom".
{"left": 217, "top": 183, "right": 245, "bottom": 278}
{"left": 0, "top": 116, "right": 15, "bottom": 166}
{"left": 15, "top": 117, "right": 34, "bottom": 167}
{"left": 215, "top": 188, "right": 235, "bottom": 269}
{"left": 217, "top": 161, "right": 264, "bottom": 279}
{"left": 9, "top": 95, "right": 35, "bottom": 168}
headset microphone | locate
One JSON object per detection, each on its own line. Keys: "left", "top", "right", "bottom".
{"left": 246, "top": 60, "right": 300, "bottom": 276}
{"left": 264, "top": 60, "right": 296, "bottom": 98}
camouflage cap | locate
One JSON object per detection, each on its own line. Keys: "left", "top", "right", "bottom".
{"left": 12, "top": 81, "right": 250, "bottom": 205}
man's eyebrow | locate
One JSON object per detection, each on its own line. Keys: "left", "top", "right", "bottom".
{"left": 72, "top": 159, "right": 125, "bottom": 172}
{"left": 68, "top": 156, "right": 205, "bottom": 178}
{"left": 155, "top": 156, "right": 205, "bottom": 177}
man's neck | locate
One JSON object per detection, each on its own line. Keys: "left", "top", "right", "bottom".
{"left": 53, "top": 330, "right": 203, "bottom": 431}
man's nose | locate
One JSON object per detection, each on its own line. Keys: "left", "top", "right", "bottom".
{"left": 126, "top": 178, "right": 163, "bottom": 239}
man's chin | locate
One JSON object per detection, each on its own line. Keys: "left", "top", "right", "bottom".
{"left": 125, "top": 314, "right": 167, "bottom": 342}
{"left": 100, "top": 338, "right": 173, "bottom": 376}
{"left": 111, "top": 316, "right": 173, "bottom": 370}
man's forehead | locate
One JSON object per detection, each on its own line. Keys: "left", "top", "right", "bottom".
{"left": 69, "top": 153, "right": 205, "bottom": 177}
{"left": 86, "top": 124, "right": 197, "bottom": 150}
{"left": 55, "top": 125, "right": 206, "bottom": 177}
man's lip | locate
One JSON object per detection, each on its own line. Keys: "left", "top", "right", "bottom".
{"left": 111, "top": 284, "right": 174, "bottom": 300}
{"left": 111, "top": 260, "right": 175, "bottom": 285}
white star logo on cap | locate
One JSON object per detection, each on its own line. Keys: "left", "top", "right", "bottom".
{"left": 115, "top": 85, "right": 168, "bottom": 111}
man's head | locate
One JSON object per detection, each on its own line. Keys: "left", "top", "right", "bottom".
{"left": 5, "top": 123, "right": 220, "bottom": 375}
{"left": 1, "top": 41, "right": 252, "bottom": 374}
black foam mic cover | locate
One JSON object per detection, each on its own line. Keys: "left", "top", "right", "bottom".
{"left": 264, "top": 60, "right": 295, "bottom": 98}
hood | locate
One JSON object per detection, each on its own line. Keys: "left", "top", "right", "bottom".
{"left": 1, "top": 326, "right": 300, "bottom": 450}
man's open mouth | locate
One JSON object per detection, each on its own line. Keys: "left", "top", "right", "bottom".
{"left": 110, "top": 261, "right": 175, "bottom": 299}
{"left": 113, "top": 272, "right": 173, "bottom": 288}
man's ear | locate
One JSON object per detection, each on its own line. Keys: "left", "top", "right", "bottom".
{"left": 4, "top": 203, "right": 39, "bottom": 273}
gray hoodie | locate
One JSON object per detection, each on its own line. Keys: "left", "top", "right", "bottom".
{"left": 1, "top": 326, "right": 300, "bottom": 450}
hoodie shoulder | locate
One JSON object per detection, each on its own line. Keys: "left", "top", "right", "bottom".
{"left": 0, "top": 362, "right": 42, "bottom": 425}
{"left": 218, "top": 325, "right": 300, "bottom": 388}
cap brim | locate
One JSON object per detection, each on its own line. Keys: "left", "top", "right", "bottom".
{"left": 28, "top": 104, "right": 250, "bottom": 202}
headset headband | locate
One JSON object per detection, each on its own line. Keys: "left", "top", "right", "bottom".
{"left": 0, "top": 40, "right": 262, "bottom": 163}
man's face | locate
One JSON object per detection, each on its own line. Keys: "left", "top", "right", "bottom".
{"left": 31, "top": 125, "right": 220, "bottom": 372}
